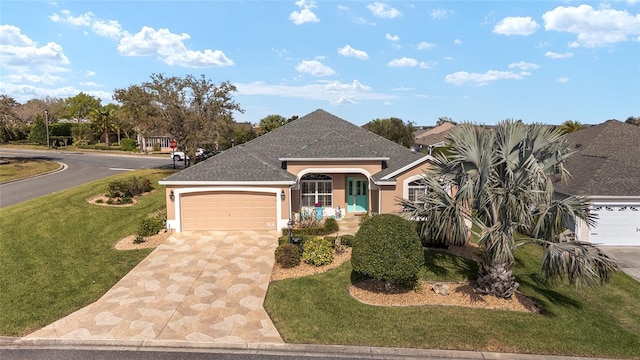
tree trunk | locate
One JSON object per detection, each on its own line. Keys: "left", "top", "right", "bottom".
{"left": 476, "top": 262, "right": 519, "bottom": 299}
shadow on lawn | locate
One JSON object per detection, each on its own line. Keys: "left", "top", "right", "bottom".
{"left": 422, "top": 249, "right": 479, "bottom": 279}
{"left": 517, "top": 273, "right": 582, "bottom": 316}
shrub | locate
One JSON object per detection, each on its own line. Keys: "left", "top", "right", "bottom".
{"left": 302, "top": 237, "right": 333, "bottom": 267}
{"left": 275, "top": 243, "right": 301, "bottom": 268}
{"left": 152, "top": 142, "right": 161, "bottom": 152}
{"left": 106, "top": 176, "right": 153, "bottom": 199}
{"left": 351, "top": 214, "right": 423, "bottom": 286}
{"left": 338, "top": 234, "right": 355, "bottom": 247}
{"left": 120, "top": 138, "right": 138, "bottom": 152}
{"left": 137, "top": 209, "right": 166, "bottom": 237}
{"left": 133, "top": 235, "right": 145, "bottom": 244}
{"left": 324, "top": 218, "right": 339, "bottom": 233}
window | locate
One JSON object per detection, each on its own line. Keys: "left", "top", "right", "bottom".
{"left": 301, "top": 174, "right": 332, "bottom": 207}
{"left": 408, "top": 180, "right": 428, "bottom": 204}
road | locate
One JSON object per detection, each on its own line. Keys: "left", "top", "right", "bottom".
{"left": 0, "top": 149, "right": 176, "bottom": 208}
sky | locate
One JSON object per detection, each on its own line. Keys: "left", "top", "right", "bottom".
{"left": 1, "top": 1, "right": 639, "bottom": 126}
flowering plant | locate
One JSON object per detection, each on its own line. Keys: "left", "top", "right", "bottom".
{"left": 314, "top": 202, "right": 322, "bottom": 207}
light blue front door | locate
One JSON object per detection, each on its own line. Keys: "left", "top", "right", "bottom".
{"left": 347, "top": 177, "right": 368, "bottom": 212}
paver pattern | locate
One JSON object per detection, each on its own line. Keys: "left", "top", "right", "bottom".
{"left": 26, "top": 231, "right": 283, "bottom": 344}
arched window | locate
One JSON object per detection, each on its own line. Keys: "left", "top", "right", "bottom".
{"left": 301, "top": 174, "right": 333, "bottom": 207}
{"left": 407, "top": 179, "right": 428, "bottom": 204}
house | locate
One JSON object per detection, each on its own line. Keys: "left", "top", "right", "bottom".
{"left": 413, "top": 122, "right": 456, "bottom": 154}
{"left": 555, "top": 120, "right": 640, "bottom": 246}
{"left": 159, "top": 109, "right": 436, "bottom": 233}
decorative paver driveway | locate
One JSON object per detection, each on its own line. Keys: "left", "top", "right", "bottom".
{"left": 26, "top": 231, "right": 283, "bottom": 344}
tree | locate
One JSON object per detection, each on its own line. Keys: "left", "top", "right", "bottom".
{"left": 62, "top": 93, "right": 101, "bottom": 122}
{"left": 219, "top": 122, "right": 257, "bottom": 149}
{"left": 0, "top": 95, "right": 23, "bottom": 142}
{"left": 91, "top": 104, "right": 118, "bottom": 146}
{"left": 365, "top": 117, "right": 416, "bottom": 147}
{"left": 625, "top": 116, "right": 640, "bottom": 126}
{"left": 436, "top": 117, "right": 457, "bottom": 126}
{"left": 113, "top": 84, "right": 159, "bottom": 151}
{"left": 142, "top": 73, "right": 243, "bottom": 164}
{"left": 558, "top": 120, "right": 587, "bottom": 134}
{"left": 258, "top": 114, "right": 288, "bottom": 135}
{"left": 399, "top": 121, "right": 619, "bottom": 299}
{"left": 27, "top": 113, "right": 47, "bottom": 145}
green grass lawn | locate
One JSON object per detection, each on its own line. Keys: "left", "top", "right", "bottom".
{"left": 0, "top": 158, "right": 61, "bottom": 184}
{"left": 265, "top": 247, "right": 640, "bottom": 359}
{"left": 0, "top": 169, "right": 174, "bottom": 336}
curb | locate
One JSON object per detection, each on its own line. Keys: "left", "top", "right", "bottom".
{"left": 7, "top": 338, "right": 618, "bottom": 360}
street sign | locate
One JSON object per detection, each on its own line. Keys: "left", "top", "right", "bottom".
{"left": 169, "top": 139, "right": 177, "bottom": 149}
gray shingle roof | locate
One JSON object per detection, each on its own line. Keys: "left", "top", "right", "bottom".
{"left": 163, "top": 109, "right": 426, "bottom": 183}
{"left": 554, "top": 120, "right": 640, "bottom": 197}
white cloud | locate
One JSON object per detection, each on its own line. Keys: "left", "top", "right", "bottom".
{"left": 354, "top": 17, "right": 376, "bottom": 26}
{"left": 454, "top": 39, "right": 463, "bottom": 45}
{"left": 367, "top": 2, "right": 401, "bottom": 19}
{"left": 391, "top": 86, "right": 414, "bottom": 91}
{"left": 118, "top": 26, "right": 234, "bottom": 68}
{"left": 542, "top": 4, "right": 640, "bottom": 47}
{"left": 6, "top": 73, "right": 64, "bottom": 85}
{"left": 235, "top": 79, "right": 395, "bottom": 104}
{"left": 49, "top": 10, "right": 93, "bottom": 27}
{"left": 79, "top": 81, "right": 103, "bottom": 87}
{"left": 416, "top": 41, "right": 436, "bottom": 50}
{"left": 430, "top": 9, "right": 453, "bottom": 19}
{"left": 508, "top": 61, "right": 540, "bottom": 70}
{"left": 493, "top": 16, "right": 539, "bottom": 36}
{"left": 92, "top": 19, "right": 127, "bottom": 39}
{"left": 388, "top": 57, "right": 436, "bottom": 69}
{"left": 338, "top": 45, "right": 369, "bottom": 60}
{"left": 335, "top": 96, "right": 357, "bottom": 105}
{"left": 295, "top": 60, "right": 336, "bottom": 76}
{"left": 0, "top": 82, "right": 113, "bottom": 104}
{"left": 445, "top": 70, "right": 531, "bottom": 86}
{"left": 85, "top": 70, "right": 96, "bottom": 77}
{"left": 545, "top": 51, "right": 573, "bottom": 59}
{"left": 290, "top": 0, "right": 319, "bottom": 25}
{"left": 0, "top": 25, "right": 70, "bottom": 81}
{"left": 385, "top": 33, "right": 399, "bottom": 42}
{"left": 383, "top": 100, "right": 392, "bottom": 106}
{"left": 557, "top": 77, "right": 570, "bottom": 83}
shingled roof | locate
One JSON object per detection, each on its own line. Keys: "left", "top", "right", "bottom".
{"left": 555, "top": 120, "right": 640, "bottom": 197}
{"left": 163, "top": 109, "right": 427, "bottom": 183}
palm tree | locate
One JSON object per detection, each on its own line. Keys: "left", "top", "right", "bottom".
{"left": 91, "top": 105, "right": 116, "bottom": 146}
{"left": 399, "top": 121, "right": 618, "bottom": 298}
{"left": 558, "top": 120, "right": 586, "bottom": 134}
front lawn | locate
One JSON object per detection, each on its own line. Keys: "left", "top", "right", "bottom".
{"left": 264, "top": 246, "right": 640, "bottom": 359}
{"left": 0, "top": 169, "right": 174, "bottom": 336}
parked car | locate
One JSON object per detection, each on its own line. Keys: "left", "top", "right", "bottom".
{"left": 171, "top": 148, "right": 205, "bottom": 161}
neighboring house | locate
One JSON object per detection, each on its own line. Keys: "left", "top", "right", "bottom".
{"left": 413, "top": 122, "right": 456, "bottom": 154}
{"left": 159, "top": 109, "right": 436, "bottom": 233}
{"left": 138, "top": 134, "right": 173, "bottom": 152}
{"left": 555, "top": 120, "right": 640, "bottom": 246}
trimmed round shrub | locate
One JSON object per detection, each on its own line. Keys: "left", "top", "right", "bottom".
{"left": 301, "top": 237, "right": 333, "bottom": 266}
{"left": 275, "top": 243, "right": 301, "bottom": 268}
{"left": 351, "top": 214, "right": 423, "bottom": 286}
{"left": 137, "top": 209, "right": 167, "bottom": 237}
{"left": 323, "top": 218, "right": 339, "bottom": 233}
{"left": 338, "top": 234, "right": 355, "bottom": 247}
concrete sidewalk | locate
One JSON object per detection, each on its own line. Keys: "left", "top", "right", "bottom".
{"left": 26, "top": 231, "right": 283, "bottom": 344}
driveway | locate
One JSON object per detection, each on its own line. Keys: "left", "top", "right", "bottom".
{"left": 25, "top": 231, "right": 283, "bottom": 344}
{"left": 602, "top": 247, "right": 640, "bottom": 282}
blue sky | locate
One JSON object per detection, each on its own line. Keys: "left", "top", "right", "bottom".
{"left": 1, "top": 1, "right": 639, "bottom": 126}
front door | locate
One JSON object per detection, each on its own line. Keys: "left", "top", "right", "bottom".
{"left": 347, "top": 177, "right": 368, "bottom": 213}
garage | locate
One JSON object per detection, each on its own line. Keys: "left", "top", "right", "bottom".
{"left": 589, "top": 205, "right": 640, "bottom": 246}
{"left": 180, "top": 191, "right": 277, "bottom": 231}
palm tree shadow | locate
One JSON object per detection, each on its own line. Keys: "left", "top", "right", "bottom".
{"left": 422, "top": 249, "right": 479, "bottom": 279}
{"left": 517, "top": 274, "right": 582, "bottom": 317}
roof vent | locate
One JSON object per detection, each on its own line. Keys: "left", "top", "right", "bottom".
{"left": 575, "top": 143, "right": 582, "bottom": 148}
{"left": 281, "top": 161, "right": 287, "bottom": 170}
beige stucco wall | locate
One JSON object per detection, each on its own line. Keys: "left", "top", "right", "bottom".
{"left": 379, "top": 163, "right": 433, "bottom": 214}
{"left": 286, "top": 160, "right": 382, "bottom": 177}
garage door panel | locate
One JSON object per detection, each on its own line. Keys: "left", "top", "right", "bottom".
{"left": 590, "top": 205, "right": 640, "bottom": 246}
{"left": 180, "top": 191, "right": 277, "bottom": 231}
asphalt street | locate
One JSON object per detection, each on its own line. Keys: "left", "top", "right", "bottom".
{"left": 0, "top": 149, "right": 175, "bottom": 207}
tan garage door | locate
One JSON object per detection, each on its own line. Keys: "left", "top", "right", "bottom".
{"left": 180, "top": 191, "right": 277, "bottom": 231}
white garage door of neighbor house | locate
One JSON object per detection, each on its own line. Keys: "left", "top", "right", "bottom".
{"left": 180, "top": 192, "right": 277, "bottom": 231}
{"left": 590, "top": 205, "right": 640, "bottom": 246}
